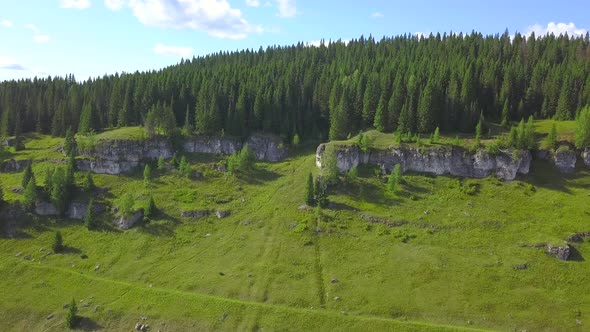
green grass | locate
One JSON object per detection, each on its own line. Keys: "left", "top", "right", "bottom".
{"left": 93, "top": 127, "right": 148, "bottom": 141}
{"left": 1, "top": 134, "right": 589, "bottom": 331}
{"left": 534, "top": 119, "right": 577, "bottom": 142}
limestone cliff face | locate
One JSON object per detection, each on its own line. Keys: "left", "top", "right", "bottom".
{"left": 77, "top": 134, "right": 288, "bottom": 174}
{"left": 0, "top": 159, "right": 31, "bottom": 172}
{"left": 584, "top": 148, "right": 590, "bottom": 168}
{"left": 316, "top": 144, "right": 531, "bottom": 181}
{"left": 551, "top": 149, "right": 577, "bottom": 173}
{"left": 183, "top": 134, "right": 288, "bottom": 162}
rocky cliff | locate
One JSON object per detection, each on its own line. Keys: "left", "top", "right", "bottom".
{"left": 79, "top": 134, "right": 288, "bottom": 174}
{"left": 316, "top": 144, "right": 531, "bottom": 181}
{"left": 584, "top": 148, "right": 590, "bottom": 168}
{"left": 184, "top": 134, "right": 288, "bottom": 162}
{"left": 0, "top": 159, "right": 31, "bottom": 173}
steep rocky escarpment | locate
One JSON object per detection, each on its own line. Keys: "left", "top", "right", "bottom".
{"left": 316, "top": 144, "right": 531, "bottom": 181}
{"left": 584, "top": 148, "right": 590, "bottom": 167}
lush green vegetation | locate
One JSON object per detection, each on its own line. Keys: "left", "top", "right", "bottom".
{"left": 1, "top": 32, "right": 589, "bottom": 144}
{"left": 0, "top": 134, "right": 589, "bottom": 331}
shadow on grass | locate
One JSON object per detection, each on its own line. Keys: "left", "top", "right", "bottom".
{"left": 524, "top": 159, "right": 590, "bottom": 194}
{"left": 569, "top": 246, "right": 585, "bottom": 262}
{"left": 75, "top": 317, "right": 103, "bottom": 331}
{"left": 136, "top": 211, "right": 181, "bottom": 237}
{"left": 235, "top": 166, "right": 280, "bottom": 185}
{"left": 61, "top": 245, "right": 82, "bottom": 255}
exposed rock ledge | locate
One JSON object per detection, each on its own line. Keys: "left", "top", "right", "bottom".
{"left": 584, "top": 148, "right": 590, "bottom": 168}
{"left": 0, "top": 159, "right": 31, "bottom": 173}
{"left": 316, "top": 144, "right": 531, "bottom": 181}
{"left": 34, "top": 201, "right": 105, "bottom": 220}
{"left": 78, "top": 133, "right": 288, "bottom": 174}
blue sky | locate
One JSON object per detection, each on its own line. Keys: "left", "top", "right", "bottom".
{"left": 1, "top": 0, "right": 589, "bottom": 82}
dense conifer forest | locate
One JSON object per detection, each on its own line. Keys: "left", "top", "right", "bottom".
{"left": 1, "top": 31, "right": 589, "bottom": 141}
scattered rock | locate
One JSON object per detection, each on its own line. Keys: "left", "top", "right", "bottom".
{"left": 567, "top": 232, "right": 590, "bottom": 243}
{"left": 247, "top": 273, "right": 253, "bottom": 278}
{"left": 359, "top": 213, "right": 408, "bottom": 228}
{"left": 577, "top": 319, "right": 582, "bottom": 325}
{"left": 334, "top": 296, "right": 341, "bottom": 301}
{"left": 38, "top": 248, "right": 45, "bottom": 252}
{"left": 331, "top": 278, "right": 339, "bottom": 284}
{"left": 114, "top": 209, "right": 144, "bottom": 230}
{"left": 83, "top": 303, "right": 90, "bottom": 308}
{"left": 205, "top": 233, "right": 212, "bottom": 237}
{"left": 513, "top": 263, "right": 528, "bottom": 270}
{"left": 215, "top": 210, "right": 230, "bottom": 219}
{"left": 135, "top": 323, "right": 149, "bottom": 331}
{"left": 219, "top": 272, "right": 225, "bottom": 276}
{"left": 180, "top": 210, "right": 210, "bottom": 219}
{"left": 298, "top": 204, "right": 310, "bottom": 211}
{"left": 63, "top": 303, "right": 69, "bottom": 309}
{"left": 341, "top": 310, "right": 347, "bottom": 315}
{"left": 424, "top": 210, "right": 430, "bottom": 215}
{"left": 94, "top": 264, "right": 100, "bottom": 271}
{"left": 15, "top": 252, "right": 21, "bottom": 257}
{"left": 547, "top": 244, "right": 570, "bottom": 261}
{"left": 23, "top": 255, "right": 31, "bottom": 260}
{"left": 46, "top": 314, "right": 54, "bottom": 320}
{"left": 94, "top": 306, "right": 100, "bottom": 313}
{"left": 10, "top": 187, "right": 23, "bottom": 194}
{"left": 242, "top": 221, "right": 251, "bottom": 226}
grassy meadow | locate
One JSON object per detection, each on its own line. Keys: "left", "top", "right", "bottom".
{"left": 0, "top": 129, "right": 589, "bottom": 331}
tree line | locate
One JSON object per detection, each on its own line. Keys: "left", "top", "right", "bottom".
{"left": 0, "top": 31, "right": 589, "bottom": 142}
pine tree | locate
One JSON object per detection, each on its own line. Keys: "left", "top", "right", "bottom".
{"left": 66, "top": 298, "right": 78, "bottom": 329}
{"left": 21, "top": 162, "right": 34, "bottom": 188}
{"left": 575, "top": 106, "right": 590, "bottom": 149}
{"left": 50, "top": 168, "right": 69, "bottom": 215}
{"left": 84, "top": 199, "right": 96, "bottom": 230}
{"left": 329, "top": 93, "right": 349, "bottom": 141}
{"left": 373, "top": 96, "right": 387, "bottom": 132}
{"left": 23, "top": 177, "right": 37, "bottom": 208}
{"left": 545, "top": 122, "right": 558, "bottom": 150}
{"left": 305, "top": 173, "right": 314, "bottom": 206}
{"left": 145, "top": 195, "right": 157, "bottom": 219}
{"left": 417, "top": 81, "right": 437, "bottom": 133}
{"left": 179, "top": 156, "right": 191, "bottom": 177}
{"left": 78, "top": 103, "right": 95, "bottom": 134}
{"left": 524, "top": 116, "right": 536, "bottom": 150}
{"left": 313, "top": 176, "right": 329, "bottom": 208}
{"left": 183, "top": 105, "right": 193, "bottom": 135}
{"left": 52, "top": 231, "right": 63, "bottom": 253}
{"left": 501, "top": 99, "right": 510, "bottom": 127}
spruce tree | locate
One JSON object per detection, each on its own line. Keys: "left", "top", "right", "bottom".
{"left": 329, "top": 93, "right": 349, "bottom": 141}
{"left": 432, "top": 127, "right": 440, "bottom": 144}
{"left": 66, "top": 298, "right": 78, "bottom": 329}
{"left": 387, "top": 164, "right": 402, "bottom": 193}
{"left": 145, "top": 195, "right": 156, "bottom": 219}
{"left": 305, "top": 173, "right": 314, "bottom": 206}
{"left": 575, "top": 106, "right": 590, "bottom": 149}
{"left": 313, "top": 176, "right": 329, "bottom": 208}
{"left": 545, "top": 122, "right": 558, "bottom": 150}
{"left": 52, "top": 231, "right": 63, "bottom": 253}
{"left": 84, "top": 199, "right": 96, "bottom": 230}
{"left": 83, "top": 172, "right": 95, "bottom": 192}
{"left": 474, "top": 117, "right": 483, "bottom": 147}
{"left": 21, "top": 162, "right": 34, "bottom": 188}
{"left": 143, "top": 164, "right": 152, "bottom": 186}
{"left": 23, "top": 177, "right": 37, "bottom": 208}
{"left": 157, "top": 156, "right": 166, "bottom": 171}
{"left": 64, "top": 127, "right": 77, "bottom": 157}
{"left": 78, "top": 103, "right": 95, "bottom": 134}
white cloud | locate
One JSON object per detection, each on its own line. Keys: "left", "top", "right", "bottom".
{"left": 371, "top": 12, "right": 384, "bottom": 19}
{"left": 60, "top": 0, "right": 91, "bottom": 9}
{"left": 127, "top": 0, "right": 262, "bottom": 39}
{"left": 526, "top": 22, "right": 587, "bottom": 38}
{"left": 274, "top": 0, "right": 296, "bottom": 18}
{"left": 0, "top": 56, "right": 26, "bottom": 71}
{"left": 246, "top": 0, "right": 259, "bottom": 7}
{"left": 154, "top": 43, "right": 194, "bottom": 58}
{"left": 1, "top": 20, "right": 13, "bottom": 28}
{"left": 34, "top": 35, "right": 51, "bottom": 43}
{"left": 104, "top": 0, "right": 125, "bottom": 10}
{"left": 24, "top": 23, "right": 39, "bottom": 33}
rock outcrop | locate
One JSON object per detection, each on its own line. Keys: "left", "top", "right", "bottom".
{"left": 0, "top": 202, "right": 27, "bottom": 237}
{"left": 546, "top": 244, "right": 570, "bottom": 261}
{"left": 584, "top": 148, "right": 590, "bottom": 168}
{"left": 0, "top": 159, "right": 31, "bottom": 173}
{"left": 316, "top": 144, "right": 531, "bottom": 181}
{"left": 76, "top": 159, "right": 141, "bottom": 175}
{"left": 552, "top": 148, "right": 577, "bottom": 174}
{"left": 66, "top": 202, "right": 105, "bottom": 220}
{"left": 181, "top": 209, "right": 231, "bottom": 219}
{"left": 78, "top": 138, "right": 173, "bottom": 174}
{"left": 183, "top": 136, "right": 241, "bottom": 155}
{"left": 114, "top": 209, "right": 144, "bottom": 230}
{"left": 246, "top": 134, "right": 288, "bottom": 162}
{"left": 183, "top": 133, "right": 288, "bottom": 162}
{"left": 1, "top": 138, "right": 25, "bottom": 150}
